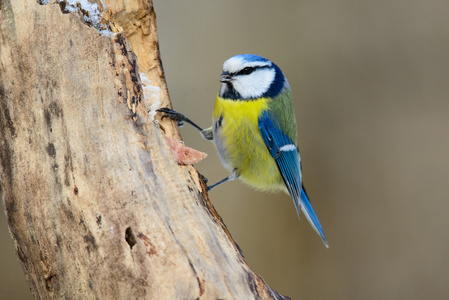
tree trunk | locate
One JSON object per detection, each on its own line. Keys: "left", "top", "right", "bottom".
{"left": 0, "top": 0, "right": 289, "bottom": 299}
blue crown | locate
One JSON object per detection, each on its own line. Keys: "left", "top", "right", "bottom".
{"left": 233, "top": 54, "right": 271, "bottom": 63}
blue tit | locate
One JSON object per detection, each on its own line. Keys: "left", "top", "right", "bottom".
{"left": 158, "top": 54, "right": 328, "bottom": 247}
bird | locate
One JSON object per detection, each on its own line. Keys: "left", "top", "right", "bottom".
{"left": 157, "top": 54, "right": 328, "bottom": 247}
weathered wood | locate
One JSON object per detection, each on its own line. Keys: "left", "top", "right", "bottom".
{"left": 0, "top": 0, "right": 289, "bottom": 299}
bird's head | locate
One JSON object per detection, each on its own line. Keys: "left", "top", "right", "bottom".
{"left": 219, "top": 54, "right": 288, "bottom": 100}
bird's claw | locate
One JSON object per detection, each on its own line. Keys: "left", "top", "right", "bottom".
{"left": 198, "top": 173, "right": 209, "bottom": 184}
{"left": 157, "top": 107, "right": 187, "bottom": 127}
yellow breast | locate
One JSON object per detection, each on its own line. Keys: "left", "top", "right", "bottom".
{"left": 212, "top": 95, "right": 285, "bottom": 191}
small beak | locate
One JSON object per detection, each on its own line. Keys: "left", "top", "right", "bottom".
{"left": 219, "top": 71, "right": 232, "bottom": 83}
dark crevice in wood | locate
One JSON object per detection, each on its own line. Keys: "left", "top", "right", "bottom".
{"left": 125, "top": 227, "right": 137, "bottom": 249}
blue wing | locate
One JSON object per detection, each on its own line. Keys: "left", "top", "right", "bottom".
{"left": 258, "top": 111, "right": 328, "bottom": 247}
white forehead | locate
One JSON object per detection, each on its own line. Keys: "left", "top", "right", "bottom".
{"left": 223, "top": 56, "right": 272, "bottom": 73}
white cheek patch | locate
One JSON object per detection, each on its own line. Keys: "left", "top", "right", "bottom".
{"left": 232, "top": 69, "right": 275, "bottom": 99}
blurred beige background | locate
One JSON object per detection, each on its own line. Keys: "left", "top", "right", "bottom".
{"left": 2, "top": 0, "right": 449, "bottom": 299}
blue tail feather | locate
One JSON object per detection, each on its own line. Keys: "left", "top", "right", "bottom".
{"left": 300, "top": 188, "right": 328, "bottom": 248}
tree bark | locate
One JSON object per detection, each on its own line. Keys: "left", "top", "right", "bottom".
{"left": 0, "top": 0, "right": 289, "bottom": 299}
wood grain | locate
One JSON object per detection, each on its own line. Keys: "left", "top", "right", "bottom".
{"left": 0, "top": 1, "right": 289, "bottom": 299}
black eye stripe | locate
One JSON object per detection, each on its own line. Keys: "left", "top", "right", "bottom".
{"left": 238, "top": 67, "right": 254, "bottom": 75}
{"left": 230, "top": 65, "right": 270, "bottom": 76}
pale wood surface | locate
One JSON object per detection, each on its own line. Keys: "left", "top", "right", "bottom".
{"left": 0, "top": 1, "right": 289, "bottom": 299}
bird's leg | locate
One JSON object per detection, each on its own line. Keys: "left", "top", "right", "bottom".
{"left": 207, "top": 172, "right": 238, "bottom": 191}
{"left": 207, "top": 177, "right": 231, "bottom": 191}
{"left": 157, "top": 107, "right": 203, "bottom": 131}
{"left": 157, "top": 107, "right": 213, "bottom": 141}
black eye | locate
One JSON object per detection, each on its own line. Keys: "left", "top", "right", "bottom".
{"left": 239, "top": 67, "right": 254, "bottom": 75}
